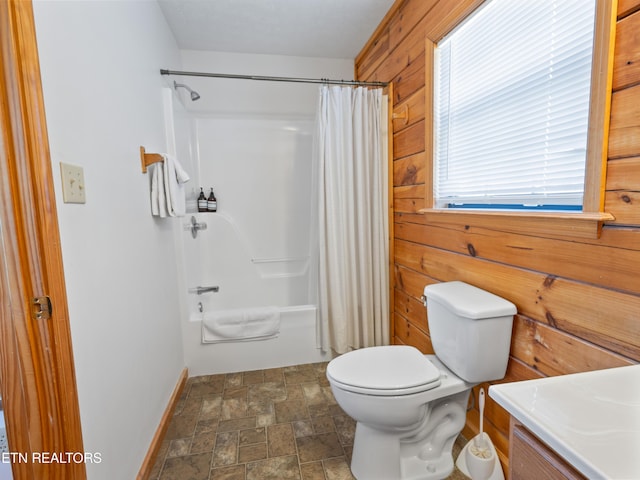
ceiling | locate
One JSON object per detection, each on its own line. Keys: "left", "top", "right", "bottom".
{"left": 157, "top": 0, "right": 396, "bottom": 59}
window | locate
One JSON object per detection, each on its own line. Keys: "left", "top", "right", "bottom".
{"left": 433, "top": 0, "right": 596, "bottom": 211}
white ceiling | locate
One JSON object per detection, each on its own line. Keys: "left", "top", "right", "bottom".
{"left": 157, "top": 0, "right": 396, "bottom": 59}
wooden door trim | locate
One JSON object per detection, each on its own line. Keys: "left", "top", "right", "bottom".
{"left": 0, "top": 1, "right": 85, "bottom": 478}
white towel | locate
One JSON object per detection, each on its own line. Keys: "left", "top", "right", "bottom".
{"left": 163, "top": 153, "right": 190, "bottom": 216}
{"left": 149, "top": 163, "right": 168, "bottom": 217}
{"left": 150, "top": 154, "right": 190, "bottom": 217}
{"left": 202, "top": 306, "right": 280, "bottom": 343}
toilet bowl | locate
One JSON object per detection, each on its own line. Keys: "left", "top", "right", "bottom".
{"left": 326, "top": 281, "right": 517, "bottom": 480}
{"left": 327, "top": 349, "right": 473, "bottom": 479}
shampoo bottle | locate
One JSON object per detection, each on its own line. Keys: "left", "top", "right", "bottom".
{"left": 207, "top": 188, "right": 217, "bottom": 212}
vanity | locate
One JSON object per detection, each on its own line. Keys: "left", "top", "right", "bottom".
{"left": 489, "top": 364, "right": 640, "bottom": 480}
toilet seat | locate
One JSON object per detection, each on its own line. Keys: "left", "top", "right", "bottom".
{"left": 327, "top": 346, "right": 441, "bottom": 396}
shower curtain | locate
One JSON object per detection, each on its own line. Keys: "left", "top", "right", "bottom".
{"left": 312, "top": 85, "right": 389, "bottom": 354}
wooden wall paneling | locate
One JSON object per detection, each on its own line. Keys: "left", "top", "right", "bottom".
{"left": 609, "top": 83, "right": 640, "bottom": 158}
{"left": 359, "top": 55, "right": 389, "bottom": 85}
{"left": 613, "top": 10, "right": 640, "bottom": 90}
{"left": 604, "top": 191, "right": 640, "bottom": 225}
{"left": 393, "top": 197, "right": 424, "bottom": 214}
{"left": 395, "top": 239, "right": 640, "bottom": 361}
{"left": 356, "top": 27, "right": 390, "bottom": 81}
{"left": 393, "top": 151, "right": 426, "bottom": 186}
{"left": 607, "top": 157, "right": 640, "bottom": 190}
{"left": 394, "top": 336, "right": 407, "bottom": 345}
{"left": 395, "top": 211, "right": 428, "bottom": 226}
{"left": 394, "top": 264, "right": 436, "bottom": 300}
{"left": 393, "top": 184, "right": 426, "bottom": 216}
{"left": 355, "top": 0, "right": 405, "bottom": 80}
{"left": 360, "top": 1, "right": 432, "bottom": 86}
{"left": 394, "top": 288, "right": 428, "bottom": 332}
{"left": 394, "top": 220, "right": 640, "bottom": 295}
{"left": 597, "top": 225, "right": 640, "bottom": 248}
{"left": 359, "top": 37, "right": 416, "bottom": 88}
{"left": 617, "top": 0, "right": 640, "bottom": 19}
{"left": 393, "top": 119, "right": 425, "bottom": 159}
{"left": 390, "top": 52, "right": 426, "bottom": 104}
{"left": 386, "top": 17, "right": 429, "bottom": 84}
{"left": 524, "top": 280, "right": 640, "bottom": 362}
{"left": 446, "top": 222, "right": 640, "bottom": 250}
{"left": 387, "top": 0, "right": 439, "bottom": 51}
{"left": 510, "top": 316, "right": 633, "bottom": 376}
{"left": 394, "top": 184, "right": 425, "bottom": 201}
{"left": 393, "top": 87, "right": 425, "bottom": 132}
{"left": 501, "top": 357, "right": 545, "bottom": 385}
{"left": 393, "top": 312, "right": 431, "bottom": 352}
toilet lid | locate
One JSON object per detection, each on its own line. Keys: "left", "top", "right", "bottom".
{"left": 327, "top": 346, "right": 441, "bottom": 395}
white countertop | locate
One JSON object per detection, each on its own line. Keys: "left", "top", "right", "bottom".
{"left": 489, "top": 364, "right": 640, "bottom": 480}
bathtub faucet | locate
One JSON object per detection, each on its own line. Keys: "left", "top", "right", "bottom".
{"left": 189, "top": 286, "right": 220, "bottom": 295}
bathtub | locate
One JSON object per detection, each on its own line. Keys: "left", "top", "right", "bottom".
{"left": 185, "top": 304, "right": 332, "bottom": 376}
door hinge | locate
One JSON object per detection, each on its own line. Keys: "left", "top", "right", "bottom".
{"left": 32, "top": 296, "right": 52, "bottom": 320}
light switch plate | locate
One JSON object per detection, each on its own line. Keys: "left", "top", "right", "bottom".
{"left": 60, "top": 162, "right": 86, "bottom": 204}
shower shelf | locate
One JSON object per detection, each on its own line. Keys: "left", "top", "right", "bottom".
{"left": 139, "top": 146, "right": 164, "bottom": 173}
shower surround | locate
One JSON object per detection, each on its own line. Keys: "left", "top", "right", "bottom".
{"left": 169, "top": 51, "right": 354, "bottom": 375}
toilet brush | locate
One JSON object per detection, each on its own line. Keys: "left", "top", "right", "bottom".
{"left": 456, "top": 388, "right": 504, "bottom": 480}
{"left": 470, "top": 389, "right": 490, "bottom": 456}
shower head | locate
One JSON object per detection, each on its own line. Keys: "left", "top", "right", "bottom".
{"left": 174, "top": 81, "right": 200, "bottom": 101}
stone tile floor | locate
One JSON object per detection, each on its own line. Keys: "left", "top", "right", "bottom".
{"left": 150, "top": 361, "right": 469, "bottom": 480}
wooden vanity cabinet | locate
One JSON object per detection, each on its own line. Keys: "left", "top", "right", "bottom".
{"left": 509, "top": 419, "right": 586, "bottom": 480}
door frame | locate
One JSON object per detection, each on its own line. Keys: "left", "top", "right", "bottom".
{"left": 0, "top": 1, "right": 85, "bottom": 478}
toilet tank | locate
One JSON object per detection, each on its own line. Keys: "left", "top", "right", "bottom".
{"left": 423, "top": 281, "right": 517, "bottom": 383}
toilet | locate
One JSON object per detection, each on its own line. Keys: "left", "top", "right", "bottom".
{"left": 326, "top": 281, "right": 517, "bottom": 480}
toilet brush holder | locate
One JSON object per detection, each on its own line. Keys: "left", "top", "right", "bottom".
{"left": 456, "top": 432, "right": 504, "bottom": 480}
{"left": 465, "top": 433, "right": 496, "bottom": 479}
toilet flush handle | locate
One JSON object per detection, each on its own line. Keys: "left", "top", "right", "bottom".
{"left": 421, "top": 295, "right": 428, "bottom": 307}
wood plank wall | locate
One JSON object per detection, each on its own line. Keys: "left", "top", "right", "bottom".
{"left": 356, "top": 0, "right": 640, "bottom": 469}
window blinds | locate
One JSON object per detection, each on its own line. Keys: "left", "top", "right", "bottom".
{"left": 434, "top": 0, "right": 596, "bottom": 210}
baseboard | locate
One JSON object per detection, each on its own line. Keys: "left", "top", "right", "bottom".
{"left": 137, "top": 367, "right": 188, "bottom": 480}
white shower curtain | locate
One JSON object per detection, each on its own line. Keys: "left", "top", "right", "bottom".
{"left": 312, "top": 85, "right": 389, "bottom": 354}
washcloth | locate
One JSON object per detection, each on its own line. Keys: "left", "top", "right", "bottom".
{"left": 202, "top": 306, "right": 280, "bottom": 343}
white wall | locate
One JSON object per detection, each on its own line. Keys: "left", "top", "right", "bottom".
{"left": 33, "top": 2, "right": 184, "bottom": 479}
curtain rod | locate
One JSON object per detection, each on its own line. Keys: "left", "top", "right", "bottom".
{"left": 160, "top": 69, "right": 387, "bottom": 87}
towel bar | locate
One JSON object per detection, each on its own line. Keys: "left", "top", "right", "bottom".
{"left": 140, "top": 146, "right": 164, "bottom": 173}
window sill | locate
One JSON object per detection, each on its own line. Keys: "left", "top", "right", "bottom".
{"left": 417, "top": 208, "right": 615, "bottom": 239}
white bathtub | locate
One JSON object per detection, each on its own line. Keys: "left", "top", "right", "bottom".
{"left": 185, "top": 304, "right": 331, "bottom": 376}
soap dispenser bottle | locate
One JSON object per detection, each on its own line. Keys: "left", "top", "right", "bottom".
{"left": 197, "top": 188, "right": 208, "bottom": 212}
{"left": 207, "top": 188, "right": 217, "bottom": 212}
